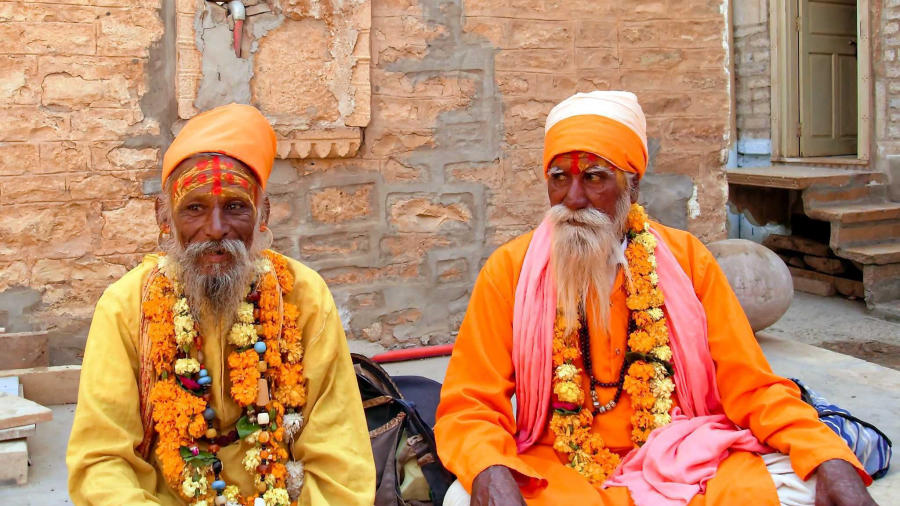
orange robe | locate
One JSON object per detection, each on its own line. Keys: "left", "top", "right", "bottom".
{"left": 434, "top": 223, "right": 867, "bottom": 505}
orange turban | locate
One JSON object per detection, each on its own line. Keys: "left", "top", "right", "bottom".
{"left": 543, "top": 91, "right": 648, "bottom": 179}
{"left": 162, "top": 103, "right": 277, "bottom": 190}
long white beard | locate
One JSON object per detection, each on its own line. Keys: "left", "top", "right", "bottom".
{"left": 549, "top": 194, "right": 631, "bottom": 333}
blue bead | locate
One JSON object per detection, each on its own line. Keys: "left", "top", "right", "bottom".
{"left": 203, "top": 407, "right": 215, "bottom": 421}
{"left": 211, "top": 479, "right": 226, "bottom": 491}
{"left": 253, "top": 341, "right": 267, "bottom": 354}
{"left": 198, "top": 376, "right": 212, "bottom": 386}
{"left": 199, "top": 369, "right": 208, "bottom": 377}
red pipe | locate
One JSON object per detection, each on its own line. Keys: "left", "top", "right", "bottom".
{"left": 233, "top": 19, "right": 243, "bottom": 58}
{"left": 371, "top": 344, "right": 454, "bottom": 364}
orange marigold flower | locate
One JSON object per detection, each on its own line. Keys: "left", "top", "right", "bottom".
{"left": 626, "top": 203, "right": 648, "bottom": 233}
{"left": 633, "top": 311, "right": 653, "bottom": 328}
{"left": 627, "top": 361, "right": 655, "bottom": 381}
{"left": 264, "top": 250, "right": 294, "bottom": 294}
{"left": 228, "top": 349, "right": 261, "bottom": 406}
{"left": 627, "top": 330, "right": 654, "bottom": 354}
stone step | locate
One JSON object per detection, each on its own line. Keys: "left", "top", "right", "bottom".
{"left": 726, "top": 165, "right": 884, "bottom": 190}
{"left": 803, "top": 183, "right": 888, "bottom": 207}
{"left": 0, "top": 439, "right": 27, "bottom": 485}
{"left": 838, "top": 241, "right": 900, "bottom": 265}
{"left": 830, "top": 220, "right": 900, "bottom": 248}
{"left": 807, "top": 201, "right": 900, "bottom": 224}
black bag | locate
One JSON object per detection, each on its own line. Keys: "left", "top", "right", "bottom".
{"left": 352, "top": 353, "right": 456, "bottom": 505}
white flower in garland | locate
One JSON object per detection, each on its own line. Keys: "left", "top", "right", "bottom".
{"left": 237, "top": 302, "right": 255, "bottom": 324}
{"left": 255, "top": 257, "right": 273, "bottom": 274}
{"left": 180, "top": 468, "right": 209, "bottom": 498}
{"left": 654, "top": 413, "right": 672, "bottom": 427}
{"left": 175, "top": 358, "right": 201, "bottom": 376}
{"left": 647, "top": 308, "right": 664, "bottom": 321}
{"left": 286, "top": 460, "right": 305, "bottom": 501}
{"left": 634, "top": 232, "right": 657, "bottom": 251}
{"left": 554, "top": 364, "right": 578, "bottom": 382}
{"left": 650, "top": 345, "right": 672, "bottom": 362}
{"left": 228, "top": 322, "right": 258, "bottom": 348}
{"left": 283, "top": 413, "right": 304, "bottom": 445}
{"left": 651, "top": 377, "right": 676, "bottom": 397}
{"left": 652, "top": 396, "right": 673, "bottom": 414}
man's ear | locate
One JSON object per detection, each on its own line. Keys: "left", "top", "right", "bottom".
{"left": 260, "top": 195, "right": 271, "bottom": 227}
{"left": 630, "top": 178, "right": 641, "bottom": 204}
{"left": 155, "top": 195, "right": 169, "bottom": 229}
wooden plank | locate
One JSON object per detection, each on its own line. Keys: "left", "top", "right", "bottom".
{"left": 0, "top": 424, "right": 35, "bottom": 442}
{"left": 0, "top": 439, "right": 28, "bottom": 485}
{"left": 0, "top": 394, "right": 52, "bottom": 430}
{"left": 789, "top": 267, "right": 837, "bottom": 296}
{"left": 0, "top": 332, "right": 48, "bottom": 370}
{"left": 764, "top": 234, "right": 831, "bottom": 256}
{"left": 0, "top": 366, "right": 81, "bottom": 405}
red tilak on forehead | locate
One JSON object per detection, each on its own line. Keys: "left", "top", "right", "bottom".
{"left": 567, "top": 152, "right": 600, "bottom": 174}
{"left": 172, "top": 155, "right": 256, "bottom": 205}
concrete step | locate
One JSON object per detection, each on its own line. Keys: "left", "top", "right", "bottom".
{"left": 807, "top": 201, "right": 900, "bottom": 224}
{"left": 838, "top": 241, "right": 900, "bottom": 265}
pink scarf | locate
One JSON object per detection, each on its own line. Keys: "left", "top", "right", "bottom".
{"left": 512, "top": 223, "right": 771, "bottom": 505}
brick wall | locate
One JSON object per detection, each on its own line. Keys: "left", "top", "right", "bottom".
{"left": 876, "top": 0, "right": 900, "bottom": 174}
{"left": 0, "top": 0, "right": 731, "bottom": 361}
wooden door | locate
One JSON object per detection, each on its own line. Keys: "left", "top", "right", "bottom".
{"left": 799, "top": 0, "right": 857, "bottom": 156}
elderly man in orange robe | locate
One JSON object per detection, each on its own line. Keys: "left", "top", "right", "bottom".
{"left": 434, "top": 91, "right": 875, "bottom": 506}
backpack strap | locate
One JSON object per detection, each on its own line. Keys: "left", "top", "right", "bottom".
{"left": 136, "top": 267, "right": 163, "bottom": 461}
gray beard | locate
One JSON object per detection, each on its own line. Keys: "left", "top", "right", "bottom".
{"left": 163, "top": 238, "right": 257, "bottom": 324}
{"left": 548, "top": 194, "right": 631, "bottom": 333}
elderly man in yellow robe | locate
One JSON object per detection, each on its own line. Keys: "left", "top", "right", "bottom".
{"left": 66, "top": 104, "right": 375, "bottom": 506}
{"left": 434, "top": 92, "right": 876, "bottom": 506}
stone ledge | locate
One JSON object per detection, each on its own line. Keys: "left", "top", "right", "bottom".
{"left": 275, "top": 127, "right": 362, "bottom": 159}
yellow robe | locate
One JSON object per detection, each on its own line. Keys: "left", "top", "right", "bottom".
{"left": 434, "top": 224, "right": 867, "bottom": 505}
{"left": 66, "top": 253, "right": 375, "bottom": 505}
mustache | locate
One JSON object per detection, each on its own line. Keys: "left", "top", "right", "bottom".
{"left": 547, "top": 204, "right": 614, "bottom": 228}
{"left": 182, "top": 239, "right": 247, "bottom": 260}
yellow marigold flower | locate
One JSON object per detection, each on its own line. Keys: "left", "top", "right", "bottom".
{"left": 263, "top": 487, "right": 291, "bottom": 506}
{"left": 634, "top": 232, "right": 657, "bottom": 251}
{"left": 647, "top": 308, "right": 664, "bottom": 321}
{"left": 237, "top": 301, "right": 255, "bottom": 324}
{"left": 555, "top": 364, "right": 579, "bottom": 382}
{"left": 654, "top": 413, "right": 672, "bottom": 427}
{"left": 173, "top": 298, "right": 190, "bottom": 315}
{"left": 652, "top": 396, "right": 673, "bottom": 414}
{"left": 242, "top": 447, "right": 261, "bottom": 472}
{"left": 174, "top": 358, "right": 200, "bottom": 376}
{"left": 223, "top": 485, "right": 240, "bottom": 501}
{"left": 554, "top": 437, "right": 575, "bottom": 454}
{"left": 553, "top": 380, "right": 583, "bottom": 404}
{"left": 650, "top": 345, "right": 672, "bottom": 362}
{"left": 648, "top": 272, "right": 659, "bottom": 285}
{"left": 228, "top": 322, "right": 258, "bottom": 348}
{"left": 652, "top": 362, "right": 668, "bottom": 379}
{"left": 651, "top": 377, "right": 676, "bottom": 396}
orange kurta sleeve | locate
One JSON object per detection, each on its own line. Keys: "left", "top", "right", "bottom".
{"left": 434, "top": 233, "right": 548, "bottom": 493}
{"left": 657, "top": 226, "right": 871, "bottom": 485}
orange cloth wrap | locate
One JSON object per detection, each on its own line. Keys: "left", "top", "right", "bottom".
{"left": 162, "top": 103, "right": 277, "bottom": 190}
{"left": 543, "top": 114, "right": 648, "bottom": 179}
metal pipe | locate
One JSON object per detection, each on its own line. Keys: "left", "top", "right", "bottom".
{"left": 227, "top": 0, "right": 245, "bottom": 58}
{"left": 370, "top": 344, "right": 454, "bottom": 364}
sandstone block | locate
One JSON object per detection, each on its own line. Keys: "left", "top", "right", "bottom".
{"left": 0, "top": 366, "right": 81, "bottom": 405}
{"left": 834, "top": 277, "right": 864, "bottom": 299}
{"left": 97, "top": 8, "right": 164, "bottom": 57}
{"left": 0, "top": 22, "right": 95, "bottom": 55}
{"left": 495, "top": 49, "right": 572, "bottom": 73}
{"left": 69, "top": 109, "right": 143, "bottom": 141}
{"left": 39, "top": 142, "right": 90, "bottom": 173}
{"left": 382, "top": 158, "right": 425, "bottom": 182}
{"left": 0, "top": 332, "right": 49, "bottom": 370}
{"left": 508, "top": 19, "right": 573, "bottom": 49}
{"left": 319, "top": 262, "right": 420, "bottom": 286}
{"left": 348, "top": 291, "right": 385, "bottom": 310}
{"left": 388, "top": 194, "right": 473, "bottom": 233}
{"left": 0, "top": 144, "right": 38, "bottom": 176}
{"left": 98, "top": 199, "right": 156, "bottom": 255}
{"left": 41, "top": 73, "right": 130, "bottom": 109}
{"left": 93, "top": 146, "right": 160, "bottom": 172}
{"left": 436, "top": 258, "right": 469, "bottom": 283}
{"left": 309, "top": 184, "right": 375, "bottom": 224}
{"left": 575, "top": 48, "right": 621, "bottom": 70}
{"left": 0, "top": 262, "right": 30, "bottom": 291}
{"left": 1, "top": 174, "right": 68, "bottom": 203}
{"left": 463, "top": 16, "right": 507, "bottom": 47}
{"left": 0, "top": 393, "right": 52, "bottom": 430}
{"left": 380, "top": 233, "right": 452, "bottom": 260}
{"left": 0, "top": 439, "right": 27, "bottom": 485}
{"left": 67, "top": 173, "right": 143, "bottom": 201}
{"left": 0, "top": 203, "right": 93, "bottom": 261}
{"left": 0, "top": 55, "right": 39, "bottom": 105}
{"left": 802, "top": 255, "right": 846, "bottom": 275}
{"left": 763, "top": 234, "right": 831, "bottom": 257}
{"left": 0, "top": 107, "right": 69, "bottom": 142}
{"left": 0, "top": 425, "right": 35, "bottom": 443}
{"left": 707, "top": 239, "right": 794, "bottom": 331}
{"left": 574, "top": 21, "right": 618, "bottom": 48}
{"left": 300, "top": 232, "right": 370, "bottom": 260}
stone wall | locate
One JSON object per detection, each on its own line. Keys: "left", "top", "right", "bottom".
{"left": 876, "top": 0, "right": 900, "bottom": 192}
{"left": 0, "top": 0, "right": 732, "bottom": 362}
{"left": 732, "top": 0, "right": 771, "bottom": 166}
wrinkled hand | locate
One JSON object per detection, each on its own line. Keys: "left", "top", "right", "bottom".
{"left": 814, "top": 459, "right": 877, "bottom": 506}
{"left": 471, "top": 465, "right": 527, "bottom": 506}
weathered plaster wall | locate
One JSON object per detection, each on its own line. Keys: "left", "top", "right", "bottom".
{"left": 0, "top": 0, "right": 732, "bottom": 361}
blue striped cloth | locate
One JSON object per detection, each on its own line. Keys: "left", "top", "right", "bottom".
{"left": 791, "top": 378, "right": 892, "bottom": 479}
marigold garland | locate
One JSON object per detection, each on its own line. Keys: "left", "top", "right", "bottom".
{"left": 548, "top": 203, "right": 676, "bottom": 487}
{"left": 145, "top": 250, "right": 307, "bottom": 506}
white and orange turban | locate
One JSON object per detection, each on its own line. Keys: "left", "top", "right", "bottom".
{"left": 162, "top": 103, "right": 277, "bottom": 190}
{"left": 542, "top": 91, "right": 648, "bottom": 179}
